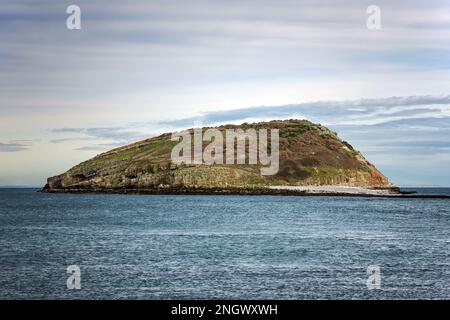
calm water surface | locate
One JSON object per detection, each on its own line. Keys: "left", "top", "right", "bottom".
{"left": 0, "top": 188, "right": 449, "bottom": 299}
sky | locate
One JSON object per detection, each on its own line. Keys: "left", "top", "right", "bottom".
{"left": 1, "top": 0, "right": 450, "bottom": 187}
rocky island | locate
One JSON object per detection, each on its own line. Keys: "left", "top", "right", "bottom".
{"left": 42, "top": 119, "right": 400, "bottom": 196}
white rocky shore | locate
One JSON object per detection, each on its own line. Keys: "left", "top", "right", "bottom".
{"left": 269, "top": 185, "right": 400, "bottom": 196}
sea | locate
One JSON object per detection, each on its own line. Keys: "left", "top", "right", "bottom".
{"left": 0, "top": 188, "right": 449, "bottom": 299}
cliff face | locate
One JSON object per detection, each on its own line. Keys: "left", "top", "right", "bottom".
{"left": 43, "top": 120, "right": 394, "bottom": 193}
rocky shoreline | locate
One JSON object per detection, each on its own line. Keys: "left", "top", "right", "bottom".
{"left": 39, "top": 185, "right": 450, "bottom": 198}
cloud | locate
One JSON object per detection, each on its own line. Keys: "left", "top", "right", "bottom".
{"left": 75, "top": 142, "right": 126, "bottom": 151}
{"left": 52, "top": 128, "right": 85, "bottom": 133}
{"left": 0, "top": 141, "right": 32, "bottom": 152}
{"left": 50, "top": 126, "right": 154, "bottom": 151}
{"left": 49, "top": 137, "right": 96, "bottom": 144}
{"left": 159, "top": 94, "right": 450, "bottom": 127}
{"left": 51, "top": 126, "right": 149, "bottom": 141}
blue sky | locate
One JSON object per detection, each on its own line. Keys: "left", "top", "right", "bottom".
{"left": 1, "top": 0, "right": 450, "bottom": 186}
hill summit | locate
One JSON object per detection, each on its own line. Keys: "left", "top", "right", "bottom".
{"left": 43, "top": 119, "right": 395, "bottom": 194}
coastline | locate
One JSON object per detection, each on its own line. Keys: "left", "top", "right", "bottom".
{"left": 39, "top": 185, "right": 450, "bottom": 199}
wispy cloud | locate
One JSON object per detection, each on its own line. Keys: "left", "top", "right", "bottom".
{"left": 159, "top": 95, "right": 450, "bottom": 127}
{"left": 50, "top": 127, "right": 154, "bottom": 151}
{"left": 75, "top": 142, "right": 127, "bottom": 151}
{"left": 49, "top": 137, "right": 96, "bottom": 144}
{"left": 0, "top": 141, "right": 32, "bottom": 152}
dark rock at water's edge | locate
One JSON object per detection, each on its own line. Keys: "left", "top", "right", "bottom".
{"left": 42, "top": 119, "right": 398, "bottom": 195}
{"left": 39, "top": 186, "right": 450, "bottom": 198}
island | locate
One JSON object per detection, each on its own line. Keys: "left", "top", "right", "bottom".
{"left": 42, "top": 119, "right": 402, "bottom": 196}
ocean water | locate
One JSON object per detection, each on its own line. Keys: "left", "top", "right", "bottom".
{"left": 0, "top": 188, "right": 449, "bottom": 300}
